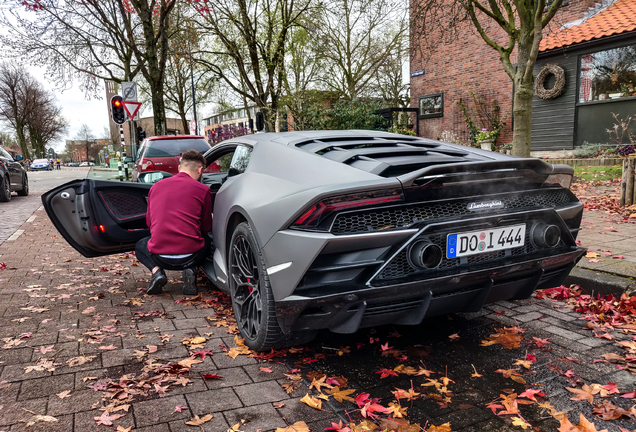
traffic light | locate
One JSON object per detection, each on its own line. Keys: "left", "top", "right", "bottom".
{"left": 110, "top": 95, "right": 125, "bottom": 125}
{"left": 255, "top": 112, "right": 264, "bottom": 131}
{"left": 137, "top": 126, "right": 146, "bottom": 141}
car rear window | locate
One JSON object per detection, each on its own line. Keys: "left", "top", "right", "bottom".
{"left": 143, "top": 139, "right": 210, "bottom": 158}
{"left": 33, "top": 159, "right": 48, "bottom": 163}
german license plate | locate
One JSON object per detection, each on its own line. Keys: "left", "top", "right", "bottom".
{"left": 446, "top": 224, "right": 526, "bottom": 258}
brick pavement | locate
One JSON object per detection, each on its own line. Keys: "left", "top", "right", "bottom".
{"left": 1, "top": 200, "right": 635, "bottom": 430}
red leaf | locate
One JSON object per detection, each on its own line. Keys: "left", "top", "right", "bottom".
{"left": 201, "top": 373, "right": 223, "bottom": 380}
{"left": 519, "top": 388, "right": 546, "bottom": 401}
{"left": 355, "top": 392, "right": 370, "bottom": 408}
{"left": 375, "top": 368, "right": 398, "bottom": 379}
{"left": 191, "top": 349, "right": 214, "bottom": 360}
{"left": 532, "top": 336, "right": 550, "bottom": 348}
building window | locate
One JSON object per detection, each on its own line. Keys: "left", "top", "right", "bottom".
{"left": 579, "top": 44, "right": 636, "bottom": 103}
{"left": 418, "top": 93, "right": 443, "bottom": 118}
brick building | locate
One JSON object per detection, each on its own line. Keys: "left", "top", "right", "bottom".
{"left": 65, "top": 139, "right": 111, "bottom": 162}
{"left": 409, "top": 0, "right": 635, "bottom": 151}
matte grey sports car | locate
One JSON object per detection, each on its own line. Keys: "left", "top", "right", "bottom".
{"left": 42, "top": 130, "right": 586, "bottom": 351}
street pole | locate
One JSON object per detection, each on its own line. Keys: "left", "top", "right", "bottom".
{"left": 188, "top": 39, "right": 198, "bottom": 135}
{"left": 119, "top": 124, "right": 129, "bottom": 181}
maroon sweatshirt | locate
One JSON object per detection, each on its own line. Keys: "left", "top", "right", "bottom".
{"left": 146, "top": 172, "right": 212, "bottom": 255}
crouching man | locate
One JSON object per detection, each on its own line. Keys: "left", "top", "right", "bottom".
{"left": 135, "top": 150, "right": 212, "bottom": 295}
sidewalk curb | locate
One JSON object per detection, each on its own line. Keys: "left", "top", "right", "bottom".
{"left": 565, "top": 267, "right": 636, "bottom": 296}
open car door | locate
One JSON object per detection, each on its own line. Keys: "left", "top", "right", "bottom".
{"left": 42, "top": 179, "right": 151, "bottom": 258}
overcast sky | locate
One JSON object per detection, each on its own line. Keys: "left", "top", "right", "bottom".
{"left": 29, "top": 66, "right": 110, "bottom": 152}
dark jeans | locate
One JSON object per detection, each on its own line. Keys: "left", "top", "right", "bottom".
{"left": 135, "top": 235, "right": 211, "bottom": 272}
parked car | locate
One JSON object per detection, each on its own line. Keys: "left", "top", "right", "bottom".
{"left": 42, "top": 131, "right": 586, "bottom": 350}
{"left": 31, "top": 158, "right": 53, "bottom": 171}
{"left": 0, "top": 147, "right": 28, "bottom": 202}
{"left": 132, "top": 135, "right": 219, "bottom": 181}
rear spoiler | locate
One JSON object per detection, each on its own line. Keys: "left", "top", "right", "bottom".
{"left": 397, "top": 158, "right": 572, "bottom": 187}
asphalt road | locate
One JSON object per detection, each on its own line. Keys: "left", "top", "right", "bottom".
{"left": 0, "top": 169, "right": 89, "bottom": 245}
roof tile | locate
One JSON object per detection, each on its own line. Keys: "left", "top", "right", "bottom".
{"left": 540, "top": 0, "right": 636, "bottom": 51}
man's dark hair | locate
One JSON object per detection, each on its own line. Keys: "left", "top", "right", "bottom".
{"left": 180, "top": 149, "right": 206, "bottom": 169}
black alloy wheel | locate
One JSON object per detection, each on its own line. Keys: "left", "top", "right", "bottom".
{"left": 17, "top": 175, "right": 28, "bottom": 196}
{"left": 231, "top": 231, "right": 263, "bottom": 340}
{"left": 0, "top": 175, "right": 10, "bottom": 202}
{"left": 228, "top": 222, "right": 316, "bottom": 351}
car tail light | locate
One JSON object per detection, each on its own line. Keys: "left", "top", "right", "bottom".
{"left": 542, "top": 174, "right": 572, "bottom": 189}
{"left": 292, "top": 188, "right": 404, "bottom": 231}
{"left": 140, "top": 160, "right": 155, "bottom": 172}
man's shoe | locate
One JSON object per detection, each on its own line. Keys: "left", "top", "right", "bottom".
{"left": 182, "top": 268, "right": 197, "bottom": 295}
{"left": 146, "top": 269, "right": 167, "bottom": 295}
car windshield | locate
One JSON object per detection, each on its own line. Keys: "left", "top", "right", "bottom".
{"left": 33, "top": 159, "right": 48, "bottom": 164}
{"left": 143, "top": 139, "right": 210, "bottom": 158}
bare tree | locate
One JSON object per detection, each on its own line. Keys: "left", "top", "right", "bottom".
{"left": 1, "top": 0, "right": 176, "bottom": 136}
{"left": 0, "top": 63, "right": 40, "bottom": 158}
{"left": 281, "top": 25, "right": 330, "bottom": 130}
{"left": 411, "top": 0, "right": 565, "bottom": 156}
{"left": 373, "top": 39, "right": 409, "bottom": 108}
{"left": 25, "top": 90, "right": 68, "bottom": 157}
{"left": 74, "top": 123, "right": 95, "bottom": 162}
{"left": 190, "top": 0, "right": 312, "bottom": 131}
{"left": 317, "top": 0, "right": 408, "bottom": 100}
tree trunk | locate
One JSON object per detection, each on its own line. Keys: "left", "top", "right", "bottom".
{"left": 179, "top": 111, "right": 189, "bottom": 135}
{"left": 15, "top": 123, "right": 30, "bottom": 160}
{"left": 511, "top": 81, "right": 534, "bottom": 158}
{"left": 151, "top": 83, "right": 167, "bottom": 136}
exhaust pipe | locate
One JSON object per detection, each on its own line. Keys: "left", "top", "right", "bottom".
{"left": 408, "top": 240, "right": 443, "bottom": 270}
{"left": 531, "top": 223, "right": 561, "bottom": 248}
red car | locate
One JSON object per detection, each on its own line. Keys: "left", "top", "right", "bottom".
{"left": 132, "top": 135, "right": 220, "bottom": 181}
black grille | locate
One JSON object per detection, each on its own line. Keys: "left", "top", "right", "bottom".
{"left": 99, "top": 191, "right": 147, "bottom": 220}
{"left": 373, "top": 222, "right": 565, "bottom": 282}
{"left": 331, "top": 189, "right": 570, "bottom": 234}
{"left": 362, "top": 299, "right": 423, "bottom": 317}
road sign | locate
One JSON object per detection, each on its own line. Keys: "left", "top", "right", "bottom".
{"left": 190, "top": 120, "right": 197, "bottom": 133}
{"left": 122, "top": 101, "right": 142, "bottom": 121}
{"left": 108, "top": 144, "right": 113, "bottom": 151}
{"left": 121, "top": 82, "right": 138, "bottom": 102}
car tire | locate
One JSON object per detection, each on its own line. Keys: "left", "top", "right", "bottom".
{"left": 17, "top": 174, "right": 28, "bottom": 196}
{"left": 0, "top": 175, "right": 10, "bottom": 202}
{"left": 229, "top": 222, "right": 316, "bottom": 351}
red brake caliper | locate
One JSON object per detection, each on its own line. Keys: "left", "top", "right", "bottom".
{"left": 247, "top": 278, "right": 252, "bottom": 293}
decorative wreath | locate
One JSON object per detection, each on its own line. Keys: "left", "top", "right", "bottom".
{"left": 535, "top": 64, "right": 566, "bottom": 100}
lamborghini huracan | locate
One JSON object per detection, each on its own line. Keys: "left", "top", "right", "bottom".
{"left": 42, "top": 130, "right": 586, "bottom": 351}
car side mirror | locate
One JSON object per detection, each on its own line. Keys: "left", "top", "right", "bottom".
{"left": 15, "top": 155, "right": 23, "bottom": 161}
{"left": 137, "top": 171, "right": 173, "bottom": 184}
{"left": 124, "top": 157, "right": 134, "bottom": 163}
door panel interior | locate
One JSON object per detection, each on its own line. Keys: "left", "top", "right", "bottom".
{"left": 42, "top": 180, "right": 151, "bottom": 257}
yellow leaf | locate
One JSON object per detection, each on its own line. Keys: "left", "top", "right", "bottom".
{"left": 185, "top": 413, "right": 213, "bottom": 426}
{"left": 309, "top": 375, "right": 331, "bottom": 393}
{"left": 275, "top": 421, "right": 310, "bottom": 432}
{"left": 510, "top": 375, "right": 527, "bottom": 384}
{"left": 300, "top": 393, "right": 322, "bottom": 410}
{"left": 182, "top": 336, "right": 207, "bottom": 345}
{"left": 326, "top": 386, "right": 356, "bottom": 402}
{"left": 511, "top": 417, "right": 531, "bottom": 429}
{"left": 178, "top": 357, "right": 203, "bottom": 368}
{"left": 427, "top": 423, "right": 453, "bottom": 432}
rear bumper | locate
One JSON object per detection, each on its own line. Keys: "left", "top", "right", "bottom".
{"left": 275, "top": 247, "right": 585, "bottom": 334}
